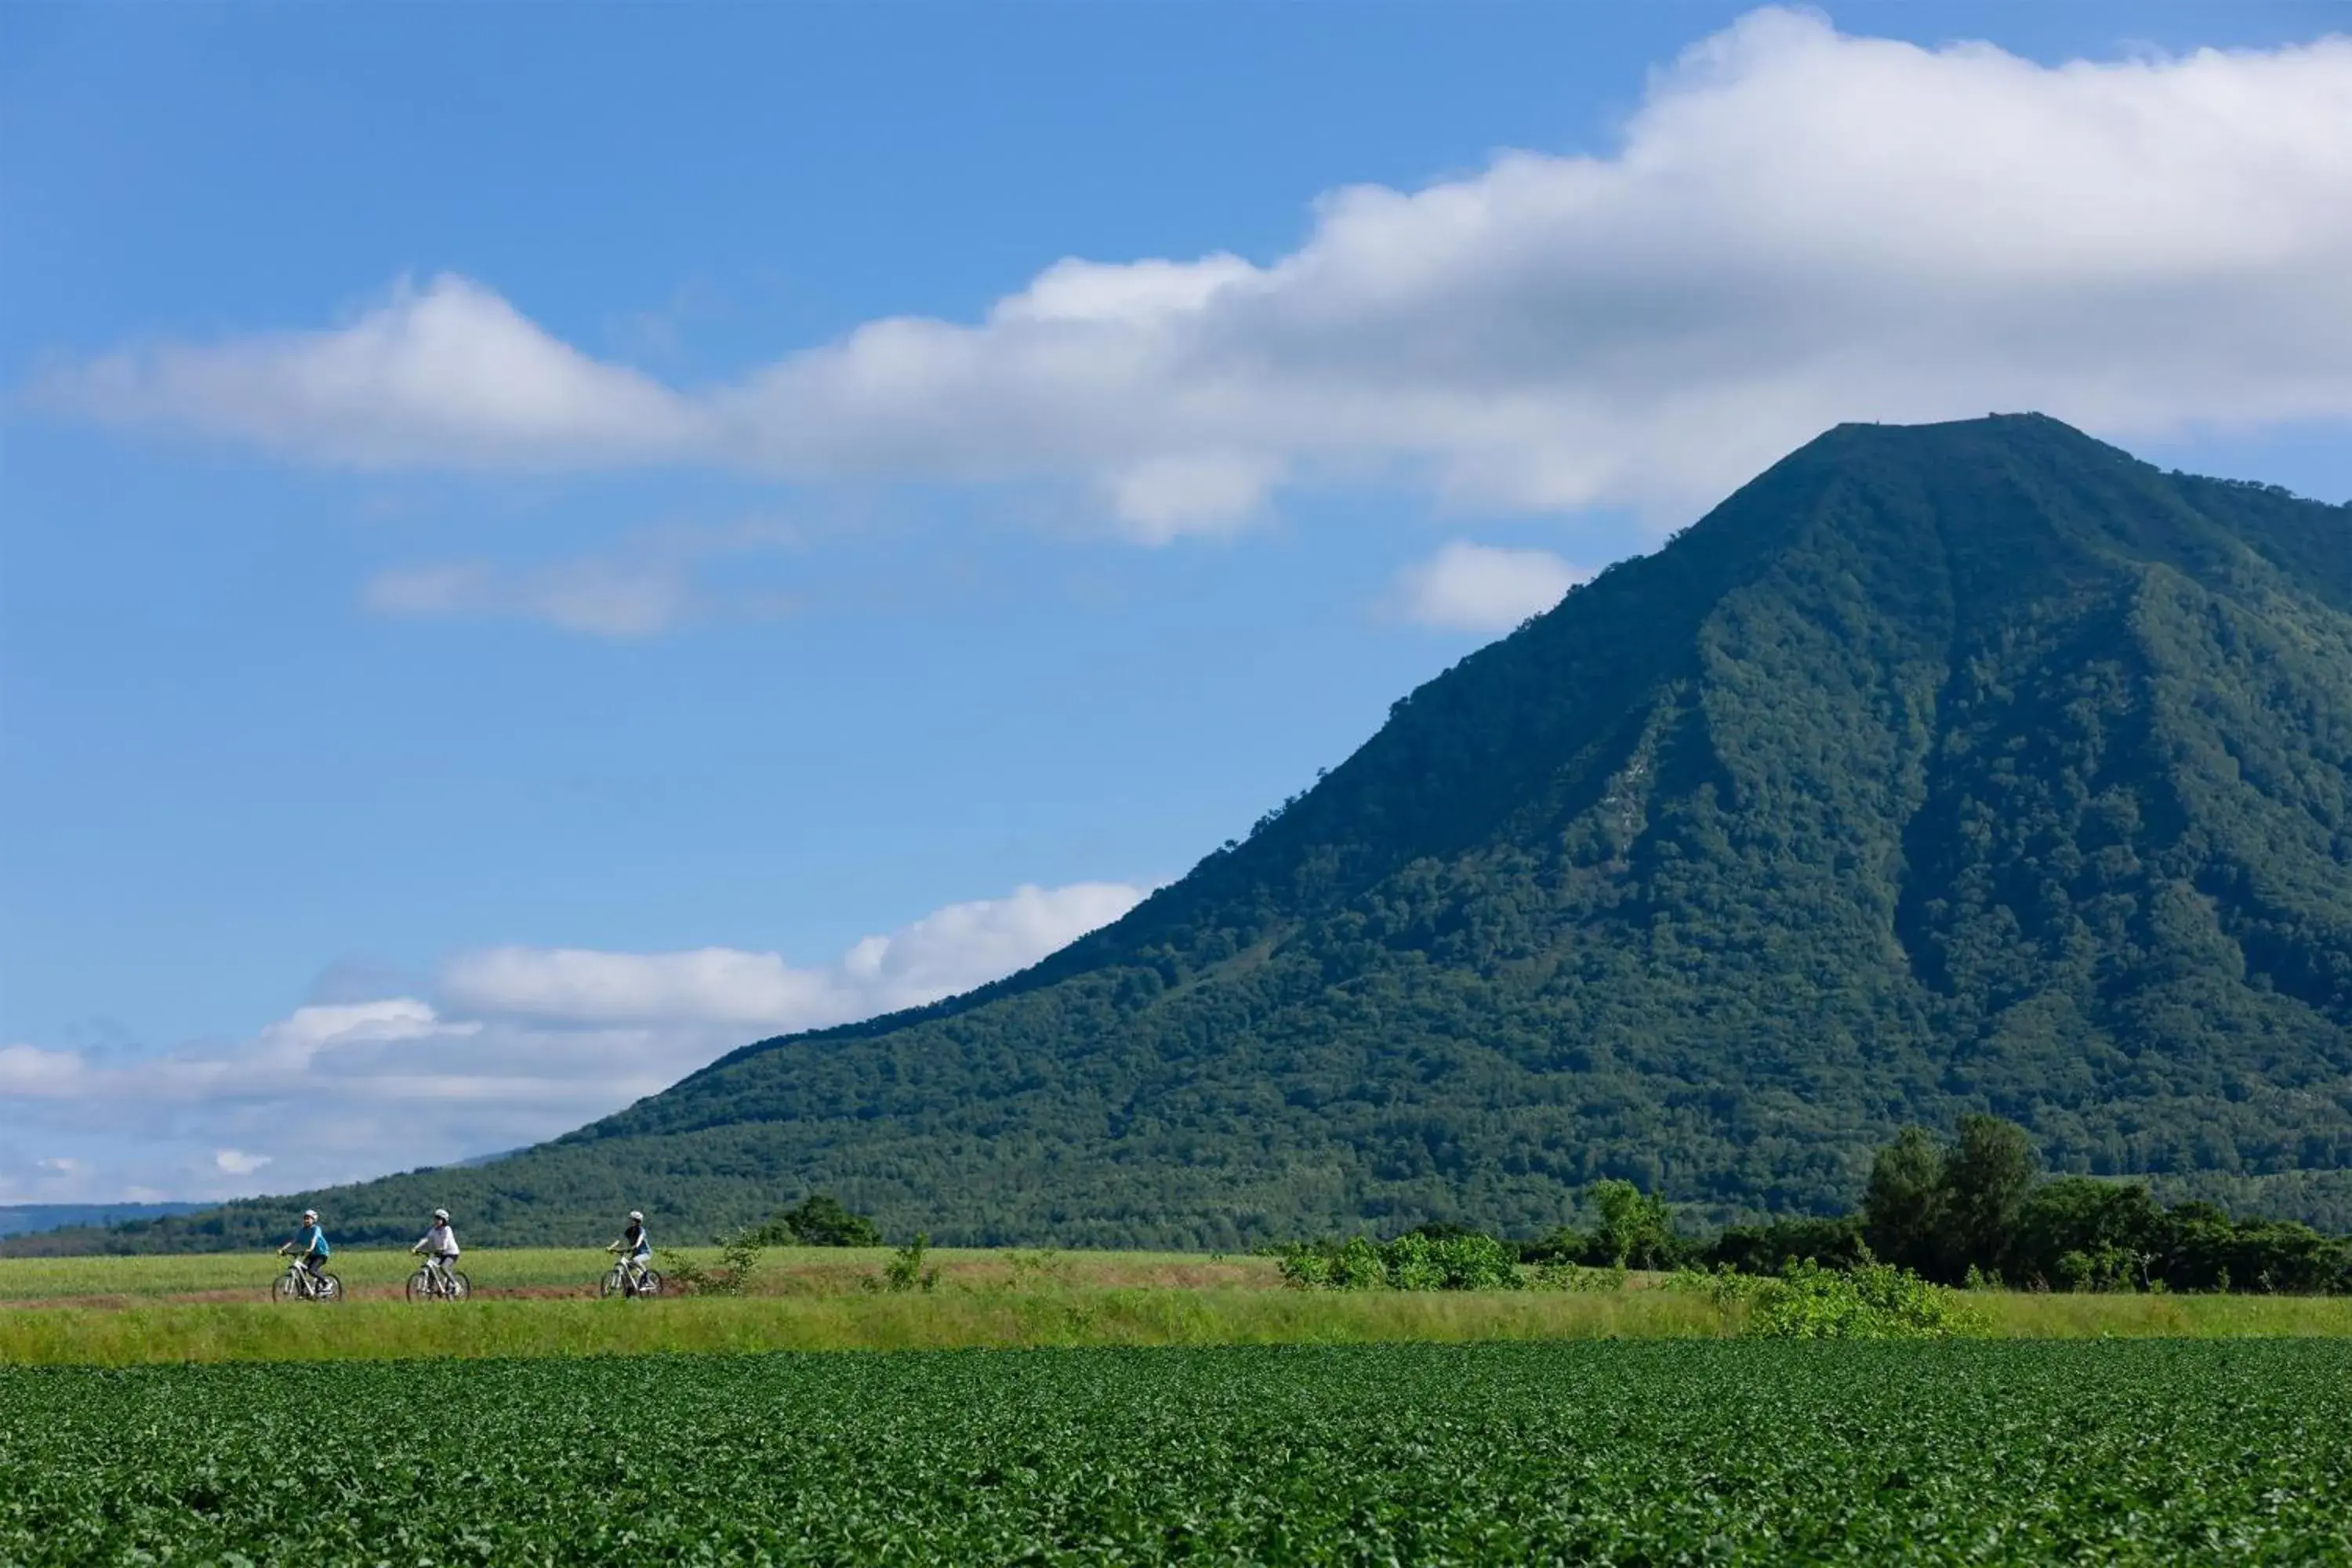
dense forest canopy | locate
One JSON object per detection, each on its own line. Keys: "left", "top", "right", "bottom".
{"left": 30, "top": 414, "right": 2352, "bottom": 1254}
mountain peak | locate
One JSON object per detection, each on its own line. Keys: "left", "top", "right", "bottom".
{"left": 95, "top": 420, "right": 2352, "bottom": 1250}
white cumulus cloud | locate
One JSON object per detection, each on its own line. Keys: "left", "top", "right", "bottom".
{"left": 0, "top": 1043, "right": 89, "bottom": 1099}
{"left": 42, "top": 275, "right": 700, "bottom": 469}
{"left": 35, "top": 9, "right": 2352, "bottom": 535}
{"left": 442, "top": 880, "right": 1147, "bottom": 1028}
{"left": 1391, "top": 541, "right": 1592, "bottom": 632}
{"left": 0, "top": 881, "right": 1146, "bottom": 1204}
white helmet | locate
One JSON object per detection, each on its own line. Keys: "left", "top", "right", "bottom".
{"left": 301, "top": 1209, "right": 318, "bottom": 1222}
{"left": 432, "top": 1208, "right": 449, "bottom": 1222}
{"left": 627, "top": 1210, "right": 644, "bottom": 1222}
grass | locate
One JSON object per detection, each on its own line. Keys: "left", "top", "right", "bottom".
{"left": 6, "top": 1247, "right": 2348, "bottom": 1367}
{"left": 0, "top": 1246, "right": 1278, "bottom": 1304}
{"left": 1966, "top": 1287, "right": 2352, "bottom": 1337}
{"left": 0, "top": 1286, "right": 1733, "bottom": 1366}
{"left": 5, "top": 1264, "right": 2350, "bottom": 1365}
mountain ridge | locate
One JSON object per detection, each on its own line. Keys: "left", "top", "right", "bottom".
{"left": 32, "top": 414, "right": 2352, "bottom": 1252}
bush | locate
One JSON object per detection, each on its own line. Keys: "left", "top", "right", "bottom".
{"left": 1275, "top": 1236, "right": 1391, "bottom": 1290}
{"left": 659, "top": 1225, "right": 764, "bottom": 1296}
{"left": 1589, "top": 1181, "right": 1687, "bottom": 1269}
{"left": 1389, "top": 1232, "right": 1522, "bottom": 1290}
{"left": 1276, "top": 1231, "right": 1521, "bottom": 1291}
{"left": 1744, "top": 1260, "right": 1983, "bottom": 1340}
{"left": 2055, "top": 1246, "right": 2145, "bottom": 1294}
{"left": 2150, "top": 1209, "right": 2350, "bottom": 1295}
{"left": 1517, "top": 1226, "right": 1588, "bottom": 1265}
{"left": 1700, "top": 1216, "right": 1868, "bottom": 1275}
{"left": 877, "top": 1234, "right": 938, "bottom": 1294}
{"left": 1529, "top": 1261, "right": 1628, "bottom": 1292}
{"left": 1852, "top": 1120, "right": 2351, "bottom": 1294}
{"left": 754, "top": 1194, "right": 882, "bottom": 1249}
{"left": 2009, "top": 1180, "right": 2352, "bottom": 1294}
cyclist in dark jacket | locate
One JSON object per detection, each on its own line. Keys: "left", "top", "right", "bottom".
{"left": 608, "top": 1210, "right": 652, "bottom": 1288}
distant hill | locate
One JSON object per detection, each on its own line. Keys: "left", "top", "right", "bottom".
{"left": 39, "top": 415, "right": 2352, "bottom": 1254}
{"left": 0, "top": 1202, "right": 206, "bottom": 1239}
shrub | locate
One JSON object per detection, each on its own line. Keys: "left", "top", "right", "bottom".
{"left": 659, "top": 1225, "right": 764, "bottom": 1296}
{"left": 1589, "top": 1181, "right": 1686, "bottom": 1269}
{"left": 1701, "top": 1216, "right": 1868, "bottom": 1275}
{"left": 878, "top": 1234, "right": 938, "bottom": 1294}
{"left": 1529, "top": 1261, "right": 1628, "bottom": 1293}
{"left": 1389, "top": 1232, "right": 1522, "bottom": 1290}
{"left": 1518, "top": 1226, "right": 1588, "bottom": 1265}
{"left": 753, "top": 1194, "right": 883, "bottom": 1248}
{"left": 1275, "top": 1236, "right": 1391, "bottom": 1290}
{"left": 1744, "top": 1260, "right": 1982, "bottom": 1339}
{"left": 1654, "top": 1265, "right": 1762, "bottom": 1315}
{"left": 2055, "top": 1246, "right": 2145, "bottom": 1294}
{"left": 1276, "top": 1231, "right": 1521, "bottom": 1291}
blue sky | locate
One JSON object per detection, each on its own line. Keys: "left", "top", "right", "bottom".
{"left": 5, "top": 2, "right": 2350, "bottom": 1203}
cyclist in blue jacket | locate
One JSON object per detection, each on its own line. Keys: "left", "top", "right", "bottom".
{"left": 278, "top": 1208, "right": 331, "bottom": 1283}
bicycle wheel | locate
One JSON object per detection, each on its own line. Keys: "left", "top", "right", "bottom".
{"left": 636, "top": 1269, "right": 663, "bottom": 1298}
{"left": 601, "top": 1265, "right": 625, "bottom": 1298}
{"left": 318, "top": 1272, "right": 343, "bottom": 1302}
{"left": 448, "top": 1271, "right": 471, "bottom": 1301}
{"left": 407, "top": 1268, "right": 433, "bottom": 1302}
{"left": 272, "top": 1271, "right": 299, "bottom": 1303}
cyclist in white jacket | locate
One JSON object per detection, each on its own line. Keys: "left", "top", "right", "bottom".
{"left": 410, "top": 1208, "right": 460, "bottom": 1290}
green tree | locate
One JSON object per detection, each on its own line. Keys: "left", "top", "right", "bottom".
{"left": 760, "top": 1193, "right": 882, "bottom": 1248}
{"left": 1863, "top": 1127, "right": 1947, "bottom": 1275}
{"left": 1941, "top": 1114, "right": 2041, "bottom": 1279}
{"left": 2010, "top": 1177, "right": 2159, "bottom": 1289}
{"left": 1589, "top": 1180, "right": 1682, "bottom": 1269}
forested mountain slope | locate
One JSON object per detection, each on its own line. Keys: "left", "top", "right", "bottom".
{"left": 56, "top": 416, "right": 2352, "bottom": 1250}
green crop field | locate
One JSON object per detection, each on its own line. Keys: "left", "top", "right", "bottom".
{"left": 4, "top": 1341, "right": 2347, "bottom": 1564}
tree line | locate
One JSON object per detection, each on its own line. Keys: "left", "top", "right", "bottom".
{"left": 1356, "top": 1116, "right": 2351, "bottom": 1294}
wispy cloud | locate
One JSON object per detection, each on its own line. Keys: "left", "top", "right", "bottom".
{"left": 37, "top": 11, "right": 2352, "bottom": 538}
{"left": 360, "top": 517, "right": 800, "bottom": 637}
{"left": 0, "top": 881, "right": 1148, "bottom": 1203}
{"left": 361, "top": 557, "right": 698, "bottom": 638}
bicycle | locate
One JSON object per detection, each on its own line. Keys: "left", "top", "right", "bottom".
{"left": 601, "top": 1249, "right": 663, "bottom": 1298}
{"left": 406, "top": 1255, "right": 472, "bottom": 1302}
{"left": 271, "top": 1254, "right": 343, "bottom": 1303}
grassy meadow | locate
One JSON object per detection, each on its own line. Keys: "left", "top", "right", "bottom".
{"left": 5, "top": 1247, "right": 2350, "bottom": 1366}
{"left": 0, "top": 1245, "right": 1276, "bottom": 1304}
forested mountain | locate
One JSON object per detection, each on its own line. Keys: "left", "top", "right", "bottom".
{"left": 47, "top": 416, "right": 2352, "bottom": 1251}
{"left": 0, "top": 1203, "right": 205, "bottom": 1239}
